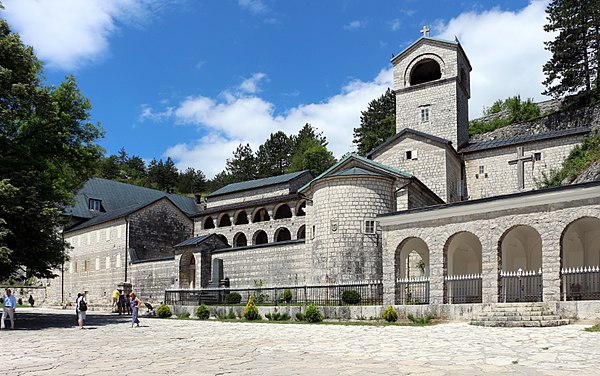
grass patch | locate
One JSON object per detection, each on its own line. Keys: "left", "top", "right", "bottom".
{"left": 585, "top": 323, "right": 600, "bottom": 332}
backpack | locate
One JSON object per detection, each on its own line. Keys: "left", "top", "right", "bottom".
{"left": 78, "top": 299, "right": 87, "bottom": 311}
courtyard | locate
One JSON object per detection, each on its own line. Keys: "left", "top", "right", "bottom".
{"left": 2, "top": 308, "right": 599, "bottom": 375}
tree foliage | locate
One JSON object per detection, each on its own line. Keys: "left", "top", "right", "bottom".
{"left": 0, "top": 19, "right": 104, "bottom": 278}
{"left": 543, "top": 0, "right": 600, "bottom": 98}
{"left": 256, "top": 131, "right": 293, "bottom": 178}
{"left": 353, "top": 88, "right": 396, "bottom": 156}
{"left": 469, "top": 95, "right": 541, "bottom": 136}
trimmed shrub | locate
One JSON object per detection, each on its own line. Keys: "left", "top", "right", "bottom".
{"left": 282, "top": 289, "right": 292, "bottom": 303}
{"left": 295, "top": 312, "right": 305, "bottom": 321}
{"left": 196, "top": 304, "right": 210, "bottom": 320}
{"left": 17, "top": 298, "right": 23, "bottom": 306}
{"left": 224, "top": 292, "right": 242, "bottom": 304}
{"left": 157, "top": 304, "right": 172, "bottom": 319}
{"left": 28, "top": 295, "right": 35, "bottom": 307}
{"left": 341, "top": 289, "right": 361, "bottom": 305}
{"left": 304, "top": 304, "right": 323, "bottom": 323}
{"left": 243, "top": 296, "right": 261, "bottom": 320}
{"left": 381, "top": 306, "right": 399, "bottom": 322}
{"left": 176, "top": 312, "right": 190, "bottom": 319}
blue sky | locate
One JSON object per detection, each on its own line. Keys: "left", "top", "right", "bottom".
{"left": 2, "top": 0, "right": 552, "bottom": 178}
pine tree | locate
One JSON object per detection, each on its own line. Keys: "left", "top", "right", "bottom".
{"left": 543, "top": 0, "right": 600, "bottom": 98}
{"left": 225, "top": 144, "right": 258, "bottom": 182}
{"left": 352, "top": 88, "right": 396, "bottom": 156}
{"left": 256, "top": 131, "right": 293, "bottom": 177}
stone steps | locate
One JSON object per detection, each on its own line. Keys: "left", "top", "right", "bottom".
{"left": 470, "top": 303, "right": 570, "bottom": 327}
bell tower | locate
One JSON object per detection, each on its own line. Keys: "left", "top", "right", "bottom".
{"left": 391, "top": 30, "right": 471, "bottom": 148}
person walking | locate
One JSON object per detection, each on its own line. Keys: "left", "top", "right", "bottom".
{"left": 75, "top": 292, "right": 87, "bottom": 329}
{"left": 129, "top": 292, "right": 142, "bottom": 327}
{"left": 1, "top": 288, "right": 17, "bottom": 329}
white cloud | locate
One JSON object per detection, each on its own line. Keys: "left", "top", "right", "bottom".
{"left": 238, "top": 0, "right": 267, "bottom": 15}
{"left": 435, "top": 0, "right": 552, "bottom": 118}
{"left": 1, "top": 0, "right": 163, "bottom": 70}
{"left": 239, "top": 73, "right": 268, "bottom": 94}
{"left": 344, "top": 20, "right": 364, "bottom": 31}
{"left": 145, "top": 69, "right": 392, "bottom": 178}
{"left": 390, "top": 19, "right": 402, "bottom": 31}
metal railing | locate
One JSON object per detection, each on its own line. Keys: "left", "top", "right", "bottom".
{"left": 444, "top": 274, "right": 482, "bottom": 304}
{"left": 395, "top": 276, "right": 429, "bottom": 305}
{"left": 165, "top": 281, "right": 383, "bottom": 306}
{"left": 500, "top": 269, "right": 542, "bottom": 303}
{"left": 561, "top": 266, "right": 600, "bottom": 301}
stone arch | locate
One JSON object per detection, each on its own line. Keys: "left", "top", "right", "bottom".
{"left": 560, "top": 216, "right": 600, "bottom": 269}
{"left": 404, "top": 54, "right": 445, "bottom": 87}
{"left": 297, "top": 225, "right": 306, "bottom": 240}
{"left": 216, "top": 234, "right": 229, "bottom": 246}
{"left": 499, "top": 225, "right": 542, "bottom": 272}
{"left": 234, "top": 210, "right": 249, "bottom": 225}
{"left": 233, "top": 232, "right": 247, "bottom": 247}
{"left": 443, "top": 231, "right": 482, "bottom": 304}
{"left": 252, "top": 207, "right": 270, "bottom": 223}
{"left": 273, "top": 203, "right": 293, "bottom": 219}
{"left": 253, "top": 230, "right": 268, "bottom": 245}
{"left": 217, "top": 213, "right": 231, "bottom": 227}
{"left": 274, "top": 227, "right": 291, "bottom": 242}
{"left": 498, "top": 225, "right": 543, "bottom": 302}
{"left": 296, "top": 200, "right": 306, "bottom": 216}
{"left": 203, "top": 216, "right": 215, "bottom": 229}
{"left": 444, "top": 231, "right": 482, "bottom": 276}
{"left": 394, "top": 237, "right": 430, "bottom": 280}
{"left": 179, "top": 251, "right": 196, "bottom": 289}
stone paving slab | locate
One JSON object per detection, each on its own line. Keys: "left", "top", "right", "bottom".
{"left": 1, "top": 308, "right": 600, "bottom": 375}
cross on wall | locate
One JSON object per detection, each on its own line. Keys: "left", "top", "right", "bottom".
{"left": 508, "top": 146, "right": 534, "bottom": 190}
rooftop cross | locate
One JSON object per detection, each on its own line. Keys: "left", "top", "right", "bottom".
{"left": 420, "top": 25, "right": 430, "bottom": 37}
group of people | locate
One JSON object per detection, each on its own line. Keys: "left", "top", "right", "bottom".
{"left": 76, "top": 290, "right": 143, "bottom": 329}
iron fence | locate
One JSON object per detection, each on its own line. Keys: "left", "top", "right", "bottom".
{"left": 395, "top": 276, "right": 429, "bottom": 305}
{"left": 444, "top": 274, "right": 482, "bottom": 304}
{"left": 500, "top": 269, "right": 542, "bottom": 303}
{"left": 165, "top": 281, "right": 383, "bottom": 306}
{"left": 561, "top": 266, "right": 600, "bottom": 301}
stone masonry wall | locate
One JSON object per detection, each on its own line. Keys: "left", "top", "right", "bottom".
{"left": 381, "top": 194, "right": 600, "bottom": 306}
{"left": 129, "top": 259, "right": 178, "bottom": 304}
{"left": 308, "top": 176, "right": 394, "bottom": 284}
{"left": 464, "top": 134, "right": 586, "bottom": 199}
{"left": 211, "top": 241, "right": 307, "bottom": 287}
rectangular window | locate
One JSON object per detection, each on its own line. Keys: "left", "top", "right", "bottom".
{"left": 479, "top": 165, "right": 485, "bottom": 174}
{"left": 405, "top": 150, "right": 412, "bottom": 160}
{"left": 534, "top": 152, "right": 542, "bottom": 161}
{"left": 105, "top": 256, "right": 111, "bottom": 270}
{"left": 311, "top": 225, "right": 316, "bottom": 239}
{"left": 420, "top": 107, "right": 430, "bottom": 122}
{"left": 89, "top": 199, "right": 101, "bottom": 211}
{"left": 364, "top": 220, "right": 376, "bottom": 234}
{"left": 95, "top": 257, "right": 100, "bottom": 271}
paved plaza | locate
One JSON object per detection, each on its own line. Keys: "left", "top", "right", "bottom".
{"left": 2, "top": 308, "right": 600, "bottom": 375}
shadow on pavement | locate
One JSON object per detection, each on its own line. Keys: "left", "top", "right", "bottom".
{"left": 4, "top": 311, "right": 132, "bottom": 331}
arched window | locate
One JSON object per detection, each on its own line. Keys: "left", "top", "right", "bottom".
{"left": 203, "top": 217, "right": 215, "bottom": 229}
{"left": 274, "top": 204, "right": 292, "bottom": 219}
{"left": 296, "top": 201, "right": 306, "bottom": 216}
{"left": 252, "top": 208, "right": 270, "bottom": 223}
{"left": 216, "top": 234, "right": 229, "bottom": 246}
{"left": 235, "top": 211, "right": 249, "bottom": 225}
{"left": 274, "top": 228, "right": 291, "bottom": 242}
{"left": 253, "top": 230, "right": 268, "bottom": 245}
{"left": 218, "top": 214, "right": 231, "bottom": 227}
{"left": 233, "top": 232, "right": 247, "bottom": 247}
{"left": 410, "top": 59, "right": 441, "bottom": 86}
{"left": 297, "top": 225, "right": 306, "bottom": 240}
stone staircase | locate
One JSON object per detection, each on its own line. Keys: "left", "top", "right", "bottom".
{"left": 470, "top": 303, "right": 570, "bottom": 327}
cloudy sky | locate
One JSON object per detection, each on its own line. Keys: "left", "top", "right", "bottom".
{"left": 1, "top": 0, "right": 552, "bottom": 178}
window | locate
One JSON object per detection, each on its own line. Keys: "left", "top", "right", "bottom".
{"left": 420, "top": 107, "right": 430, "bottom": 122}
{"left": 534, "top": 152, "right": 542, "bottom": 161}
{"left": 479, "top": 165, "right": 485, "bottom": 174}
{"left": 405, "top": 150, "right": 418, "bottom": 160}
{"left": 405, "top": 151, "right": 412, "bottom": 160}
{"left": 364, "top": 220, "right": 376, "bottom": 234}
{"left": 311, "top": 225, "right": 316, "bottom": 239}
{"left": 89, "top": 199, "right": 101, "bottom": 211}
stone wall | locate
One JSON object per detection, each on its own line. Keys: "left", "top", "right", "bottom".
{"left": 463, "top": 134, "right": 585, "bottom": 199}
{"left": 211, "top": 241, "right": 307, "bottom": 287}
{"left": 129, "top": 258, "right": 178, "bottom": 304}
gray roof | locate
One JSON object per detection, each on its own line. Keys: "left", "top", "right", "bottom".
{"left": 173, "top": 234, "right": 213, "bottom": 248}
{"left": 329, "top": 167, "right": 387, "bottom": 178}
{"left": 64, "top": 177, "right": 199, "bottom": 220}
{"left": 207, "top": 170, "right": 311, "bottom": 198}
{"left": 460, "top": 127, "right": 590, "bottom": 153}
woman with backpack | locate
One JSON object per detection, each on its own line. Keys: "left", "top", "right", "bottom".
{"left": 75, "top": 292, "right": 87, "bottom": 329}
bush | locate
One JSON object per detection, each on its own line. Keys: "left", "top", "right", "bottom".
{"left": 282, "top": 289, "right": 292, "bottom": 303}
{"left": 226, "top": 309, "right": 237, "bottom": 319}
{"left": 295, "top": 312, "right": 305, "bottom": 321}
{"left": 243, "top": 296, "right": 261, "bottom": 320}
{"left": 156, "top": 304, "right": 172, "bottom": 319}
{"left": 224, "top": 292, "right": 242, "bottom": 304}
{"left": 407, "top": 313, "right": 435, "bottom": 325}
{"left": 265, "top": 309, "right": 291, "bottom": 321}
{"left": 196, "top": 304, "right": 210, "bottom": 320}
{"left": 304, "top": 304, "right": 323, "bottom": 323}
{"left": 341, "top": 290, "right": 361, "bottom": 305}
{"left": 381, "top": 306, "right": 399, "bottom": 322}
{"left": 176, "top": 312, "right": 190, "bottom": 319}
{"left": 17, "top": 298, "right": 23, "bottom": 306}
{"left": 28, "top": 295, "right": 35, "bottom": 307}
